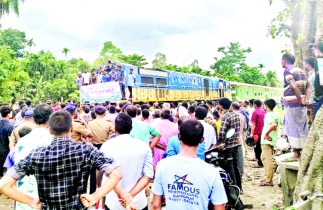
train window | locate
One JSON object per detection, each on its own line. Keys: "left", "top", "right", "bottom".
{"left": 141, "top": 76, "right": 154, "bottom": 84}
{"left": 156, "top": 78, "right": 167, "bottom": 85}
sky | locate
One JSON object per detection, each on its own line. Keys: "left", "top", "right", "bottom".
{"left": 1, "top": 0, "right": 291, "bottom": 79}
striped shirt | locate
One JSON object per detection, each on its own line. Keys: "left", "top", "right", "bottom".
{"left": 283, "top": 65, "right": 307, "bottom": 108}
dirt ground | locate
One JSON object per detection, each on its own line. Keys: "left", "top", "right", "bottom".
{"left": 0, "top": 147, "right": 285, "bottom": 210}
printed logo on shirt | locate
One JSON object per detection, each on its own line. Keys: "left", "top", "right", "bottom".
{"left": 167, "top": 174, "right": 200, "bottom": 206}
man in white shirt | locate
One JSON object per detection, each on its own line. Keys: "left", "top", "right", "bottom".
{"left": 100, "top": 113, "right": 154, "bottom": 210}
{"left": 248, "top": 99, "right": 255, "bottom": 126}
{"left": 178, "top": 101, "right": 189, "bottom": 118}
{"left": 82, "top": 68, "right": 91, "bottom": 86}
{"left": 195, "top": 106, "right": 216, "bottom": 150}
{"left": 152, "top": 119, "right": 227, "bottom": 210}
{"left": 127, "top": 68, "right": 136, "bottom": 99}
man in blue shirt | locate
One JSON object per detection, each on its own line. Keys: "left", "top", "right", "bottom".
{"left": 102, "top": 70, "right": 109, "bottom": 83}
{"left": 152, "top": 119, "right": 227, "bottom": 210}
{"left": 116, "top": 65, "right": 126, "bottom": 100}
{"left": 166, "top": 116, "right": 205, "bottom": 160}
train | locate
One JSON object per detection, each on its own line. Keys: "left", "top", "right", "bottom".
{"left": 120, "top": 64, "right": 283, "bottom": 103}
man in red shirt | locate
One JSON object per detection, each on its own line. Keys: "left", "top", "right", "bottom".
{"left": 250, "top": 99, "right": 266, "bottom": 167}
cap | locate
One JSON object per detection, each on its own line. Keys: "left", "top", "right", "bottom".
{"left": 46, "top": 100, "right": 52, "bottom": 105}
{"left": 95, "top": 106, "right": 106, "bottom": 115}
{"left": 24, "top": 110, "right": 34, "bottom": 118}
{"left": 65, "top": 104, "right": 77, "bottom": 112}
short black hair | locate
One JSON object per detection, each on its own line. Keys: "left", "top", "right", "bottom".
{"left": 195, "top": 107, "right": 207, "bottom": 120}
{"left": 212, "top": 110, "right": 220, "bottom": 118}
{"left": 141, "top": 104, "right": 150, "bottom": 111}
{"left": 105, "top": 101, "right": 110, "bottom": 106}
{"left": 126, "top": 105, "right": 137, "bottom": 118}
{"left": 91, "top": 111, "right": 96, "bottom": 119}
{"left": 304, "top": 57, "right": 316, "bottom": 68}
{"left": 180, "top": 119, "right": 204, "bottom": 146}
{"left": 33, "top": 104, "right": 54, "bottom": 125}
{"left": 188, "top": 106, "right": 195, "bottom": 114}
{"left": 18, "top": 127, "right": 32, "bottom": 138}
{"left": 282, "top": 53, "right": 295, "bottom": 65}
{"left": 182, "top": 101, "right": 188, "bottom": 109}
{"left": 49, "top": 110, "right": 72, "bottom": 135}
{"left": 11, "top": 99, "right": 17, "bottom": 105}
{"left": 254, "top": 99, "right": 262, "bottom": 107}
{"left": 60, "top": 103, "right": 66, "bottom": 109}
{"left": 219, "top": 98, "right": 232, "bottom": 110}
{"left": 19, "top": 100, "right": 25, "bottom": 106}
{"left": 249, "top": 99, "right": 255, "bottom": 106}
{"left": 244, "top": 100, "right": 250, "bottom": 106}
{"left": 109, "top": 105, "right": 116, "bottom": 114}
{"left": 82, "top": 105, "right": 90, "bottom": 114}
{"left": 0, "top": 105, "right": 12, "bottom": 118}
{"left": 142, "top": 109, "right": 150, "bottom": 119}
{"left": 200, "top": 104, "right": 209, "bottom": 111}
{"left": 26, "top": 99, "right": 32, "bottom": 106}
{"left": 174, "top": 101, "right": 178, "bottom": 107}
{"left": 161, "top": 109, "right": 171, "bottom": 119}
{"left": 178, "top": 116, "right": 190, "bottom": 126}
{"left": 21, "top": 108, "right": 28, "bottom": 118}
{"left": 115, "top": 113, "right": 132, "bottom": 134}
{"left": 264, "top": 99, "right": 276, "bottom": 110}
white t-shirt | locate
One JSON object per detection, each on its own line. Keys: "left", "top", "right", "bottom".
{"left": 152, "top": 156, "right": 227, "bottom": 210}
{"left": 82, "top": 72, "right": 91, "bottom": 84}
{"left": 100, "top": 134, "right": 154, "bottom": 210}
{"left": 178, "top": 106, "right": 189, "bottom": 118}
{"left": 127, "top": 73, "right": 136, "bottom": 87}
{"left": 199, "top": 120, "right": 216, "bottom": 150}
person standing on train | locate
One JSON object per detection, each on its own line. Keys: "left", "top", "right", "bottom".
{"left": 82, "top": 68, "right": 91, "bottom": 86}
{"left": 127, "top": 68, "right": 136, "bottom": 99}
{"left": 116, "top": 65, "right": 126, "bottom": 100}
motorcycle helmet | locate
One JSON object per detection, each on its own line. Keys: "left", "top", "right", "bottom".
{"left": 246, "top": 136, "right": 256, "bottom": 147}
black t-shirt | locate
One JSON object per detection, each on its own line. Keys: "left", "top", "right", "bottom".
{"left": 0, "top": 120, "right": 14, "bottom": 159}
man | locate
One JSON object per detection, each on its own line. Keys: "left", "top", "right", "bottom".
{"left": 14, "top": 104, "right": 53, "bottom": 210}
{"left": 127, "top": 68, "right": 136, "bottom": 99}
{"left": 116, "top": 65, "right": 126, "bottom": 100}
{"left": 104, "top": 105, "right": 118, "bottom": 125}
{"left": 313, "top": 42, "right": 323, "bottom": 117}
{"left": 0, "top": 110, "right": 127, "bottom": 209}
{"left": 25, "top": 100, "right": 33, "bottom": 110}
{"left": 177, "top": 101, "right": 189, "bottom": 118}
{"left": 102, "top": 70, "right": 110, "bottom": 83}
{"left": 100, "top": 113, "right": 154, "bottom": 210}
{"left": 152, "top": 119, "right": 227, "bottom": 210}
{"left": 248, "top": 99, "right": 255, "bottom": 125}
{"left": 105, "top": 59, "right": 113, "bottom": 73}
{"left": 195, "top": 107, "right": 216, "bottom": 150}
{"left": 217, "top": 97, "right": 241, "bottom": 190}
{"left": 126, "top": 105, "right": 161, "bottom": 149}
{"left": 76, "top": 72, "right": 84, "bottom": 87}
{"left": 0, "top": 105, "right": 14, "bottom": 176}
{"left": 303, "top": 57, "right": 316, "bottom": 124}
{"left": 282, "top": 53, "right": 311, "bottom": 161}
{"left": 150, "top": 109, "right": 178, "bottom": 166}
{"left": 89, "top": 69, "right": 98, "bottom": 85}
{"left": 166, "top": 116, "right": 205, "bottom": 160}
{"left": 88, "top": 106, "right": 115, "bottom": 194}
{"left": 109, "top": 68, "right": 118, "bottom": 82}
{"left": 97, "top": 67, "right": 103, "bottom": 83}
{"left": 65, "top": 104, "right": 93, "bottom": 142}
{"left": 250, "top": 99, "right": 266, "bottom": 167}
{"left": 231, "top": 102, "right": 247, "bottom": 178}
{"left": 9, "top": 109, "right": 35, "bottom": 150}
{"left": 82, "top": 68, "right": 91, "bottom": 86}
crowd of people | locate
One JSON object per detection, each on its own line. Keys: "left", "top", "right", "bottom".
{"left": 0, "top": 42, "right": 322, "bottom": 209}
{"left": 76, "top": 60, "right": 136, "bottom": 100}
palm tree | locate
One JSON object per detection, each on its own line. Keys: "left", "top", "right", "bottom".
{"left": 40, "top": 52, "right": 55, "bottom": 80}
{"left": 0, "top": 0, "right": 24, "bottom": 18}
{"left": 264, "top": 71, "right": 280, "bottom": 87}
{"left": 26, "top": 38, "right": 35, "bottom": 52}
{"left": 62, "top": 47, "right": 70, "bottom": 61}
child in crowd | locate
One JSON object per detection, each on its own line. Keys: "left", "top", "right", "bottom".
{"left": 3, "top": 127, "right": 32, "bottom": 174}
{"left": 260, "top": 99, "right": 283, "bottom": 186}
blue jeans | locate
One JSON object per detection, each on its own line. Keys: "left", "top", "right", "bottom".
{"left": 314, "top": 100, "right": 323, "bottom": 117}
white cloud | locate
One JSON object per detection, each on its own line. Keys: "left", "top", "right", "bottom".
{"left": 2, "top": 0, "right": 290, "bottom": 80}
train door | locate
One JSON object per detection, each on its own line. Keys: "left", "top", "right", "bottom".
{"left": 204, "top": 79, "right": 209, "bottom": 98}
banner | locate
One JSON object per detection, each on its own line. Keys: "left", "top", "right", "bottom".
{"left": 80, "top": 82, "right": 122, "bottom": 103}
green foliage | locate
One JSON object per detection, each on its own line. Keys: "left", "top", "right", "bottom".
{"left": 100, "top": 41, "right": 123, "bottom": 61}
{"left": 118, "top": 53, "right": 148, "bottom": 67}
{"left": 0, "top": 28, "right": 27, "bottom": 57}
{"left": 152, "top": 52, "right": 167, "bottom": 68}
{"left": 263, "top": 70, "right": 281, "bottom": 87}
{"left": 240, "top": 64, "right": 265, "bottom": 85}
{"left": 0, "top": 0, "right": 24, "bottom": 18}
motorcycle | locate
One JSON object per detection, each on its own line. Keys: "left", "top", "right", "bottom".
{"left": 205, "top": 128, "right": 244, "bottom": 210}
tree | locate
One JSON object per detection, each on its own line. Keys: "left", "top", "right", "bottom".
{"left": 263, "top": 70, "right": 280, "bottom": 87}
{"left": 268, "top": 0, "right": 323, "bottom": 67}
{"left": 152, "top": 52, "right": 167, "bottom": 68}
{"left": 0, "top": 28, "right": 27, "bottom": 57}
{"left": 62, "top": 47, "right": 70, "bottom": 61}
{"left": 119, "top": 53, "right": 148, "bottom": 66}
{"left": 40, "top": 51, "right": 55, "bottom": 80}
{"left": 239, "top": 64, "right": 265, "bottom": 85}
{"left": 0, "top": 0, "right": 24, "bottom": 18}
{"left": 100, "top": 41, "right": 123, "bottom": 61}
{"left": 26, "top": 38, "right": 35, "bottom": 52}
{"left": 210, "top": 42, "right": 252, "bottom": 78}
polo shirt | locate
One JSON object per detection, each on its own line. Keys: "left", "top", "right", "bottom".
{"left": 88, "top": 118, "right": 114, "bottom": 145}
{"left": 130, "top": 118, "right": 160, "bottom": 145}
